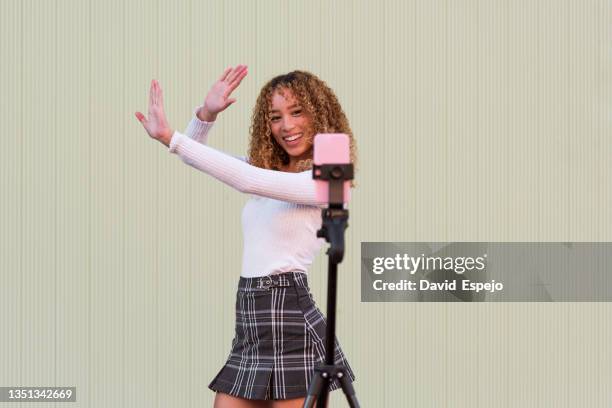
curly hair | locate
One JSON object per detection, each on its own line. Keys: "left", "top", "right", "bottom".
{"left": 248, "top": 70, "right": 357, "bottom": 176}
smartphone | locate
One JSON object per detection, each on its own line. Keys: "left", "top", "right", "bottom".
{"left": 313, "top": 133, "right": 351, "bottom": 204}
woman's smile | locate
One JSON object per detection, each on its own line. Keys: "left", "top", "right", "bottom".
{"left": 282, "top": 132, "right": 303, "bottom": 145}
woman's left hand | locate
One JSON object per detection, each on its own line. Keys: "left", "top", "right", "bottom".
{"left": 135, "top": 79, "right": 174, "bottom": 147}
{"left": 198, "top": 65, "right": 248, "bottom": 122}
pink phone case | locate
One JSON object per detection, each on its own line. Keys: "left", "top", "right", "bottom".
{"left": 314, "top": 133, "right": 351, "bottom": 204}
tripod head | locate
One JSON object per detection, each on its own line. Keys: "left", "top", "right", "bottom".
{"left": 312, "top": 163, "right": 354, "bottom": 266}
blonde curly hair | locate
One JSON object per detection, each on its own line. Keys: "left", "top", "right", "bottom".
{"left": 248, "top": 71, "right": 357, "bottom": 176}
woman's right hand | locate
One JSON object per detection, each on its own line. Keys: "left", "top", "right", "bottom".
{"left": 197, "top": 65, "right": 248, "bottom": 122}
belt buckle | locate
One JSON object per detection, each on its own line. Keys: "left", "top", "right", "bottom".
{"left": 259, "top": 276, "right": 273, "bottom": 289}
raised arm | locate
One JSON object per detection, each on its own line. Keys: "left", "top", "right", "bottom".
{"left": 185, "top": 65, "right": 248, "bottom": 155}
{"left": 168, "top": 131, "right": 321, "bottom": 206}
{"left": 187, "top": 65, "right": 247, "bottom": 141}
{"left": 136, "top": 77, "right": 314, "bottom": 204}
{"left": 197, "top": 65, "right": 247, "bottom": 122}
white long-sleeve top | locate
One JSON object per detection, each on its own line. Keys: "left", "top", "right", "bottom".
{"left": 168, "top": 111, "right": 325, "bottom": 278}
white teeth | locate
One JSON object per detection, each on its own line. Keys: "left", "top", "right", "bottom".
{"left": 284, "top": 133, "right": 301, "bottom": 142}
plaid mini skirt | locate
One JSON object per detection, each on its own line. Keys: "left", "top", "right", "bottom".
{"left": 208, "top": 271, "right": 355, "bottom": 400}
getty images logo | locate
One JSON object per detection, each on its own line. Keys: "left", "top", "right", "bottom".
{"left": 371, "top": 253, "right": 488, "bottom": 275}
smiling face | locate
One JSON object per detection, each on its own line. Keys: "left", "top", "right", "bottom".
{"left": 268, "top": 88, "right": 314, "bottom": 170}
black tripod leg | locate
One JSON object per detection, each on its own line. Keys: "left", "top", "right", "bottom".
{"left": 317, "top": 388, "right": 329, "bottom": 408}
{"left": 307, "top": 201, "right": 359, "bottom": 407}
{"left": 338, "top": 372, "right": 359, "bottom": 408}
{"left": 303, "top": 371, "right": 326, "bottom": 408}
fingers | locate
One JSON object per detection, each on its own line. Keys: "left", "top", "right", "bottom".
{"left": 135, "top": 112, "right": 152, "bottom": 137}
{"left": 218, "top": 66, "right": 232, "bottom": 81}
{"left": 231, "top": 67, "right": 248, "bottom": 88}
{"left": 223, "top": 66, "right": 248, "bottom": 98}
{"left": 149, "top": 79, "right": 155, "bottom": 107}
{"left": 155, "top": 80, "right": 164, "bottom": 107}
{"left": 225, "top": 64, "right": 247, "bottom": 84}
{"left": 135, "top": 112, "right": 146, "bottom": 124}
{"left": 147, "top": 79, "right": 165, "bottom": 109}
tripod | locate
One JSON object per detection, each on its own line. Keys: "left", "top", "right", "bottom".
{"left": 303, "top": 164, "right": 360, "bottom": 408}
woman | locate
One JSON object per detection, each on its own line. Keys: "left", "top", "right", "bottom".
{"left": 135, "top": 66, "right": 357, "bottom": 407}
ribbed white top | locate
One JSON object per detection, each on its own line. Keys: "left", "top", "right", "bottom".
{"left": 168, "top": 111, "right": 325, "bottom": 277}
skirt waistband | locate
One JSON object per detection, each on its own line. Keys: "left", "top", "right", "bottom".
{"left": 238, "top": 271, "right": 309, "bottom": 291}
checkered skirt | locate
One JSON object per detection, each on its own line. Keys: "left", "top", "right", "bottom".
{"left": 208, "top": 271, "right": 355, "bottom": 400}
